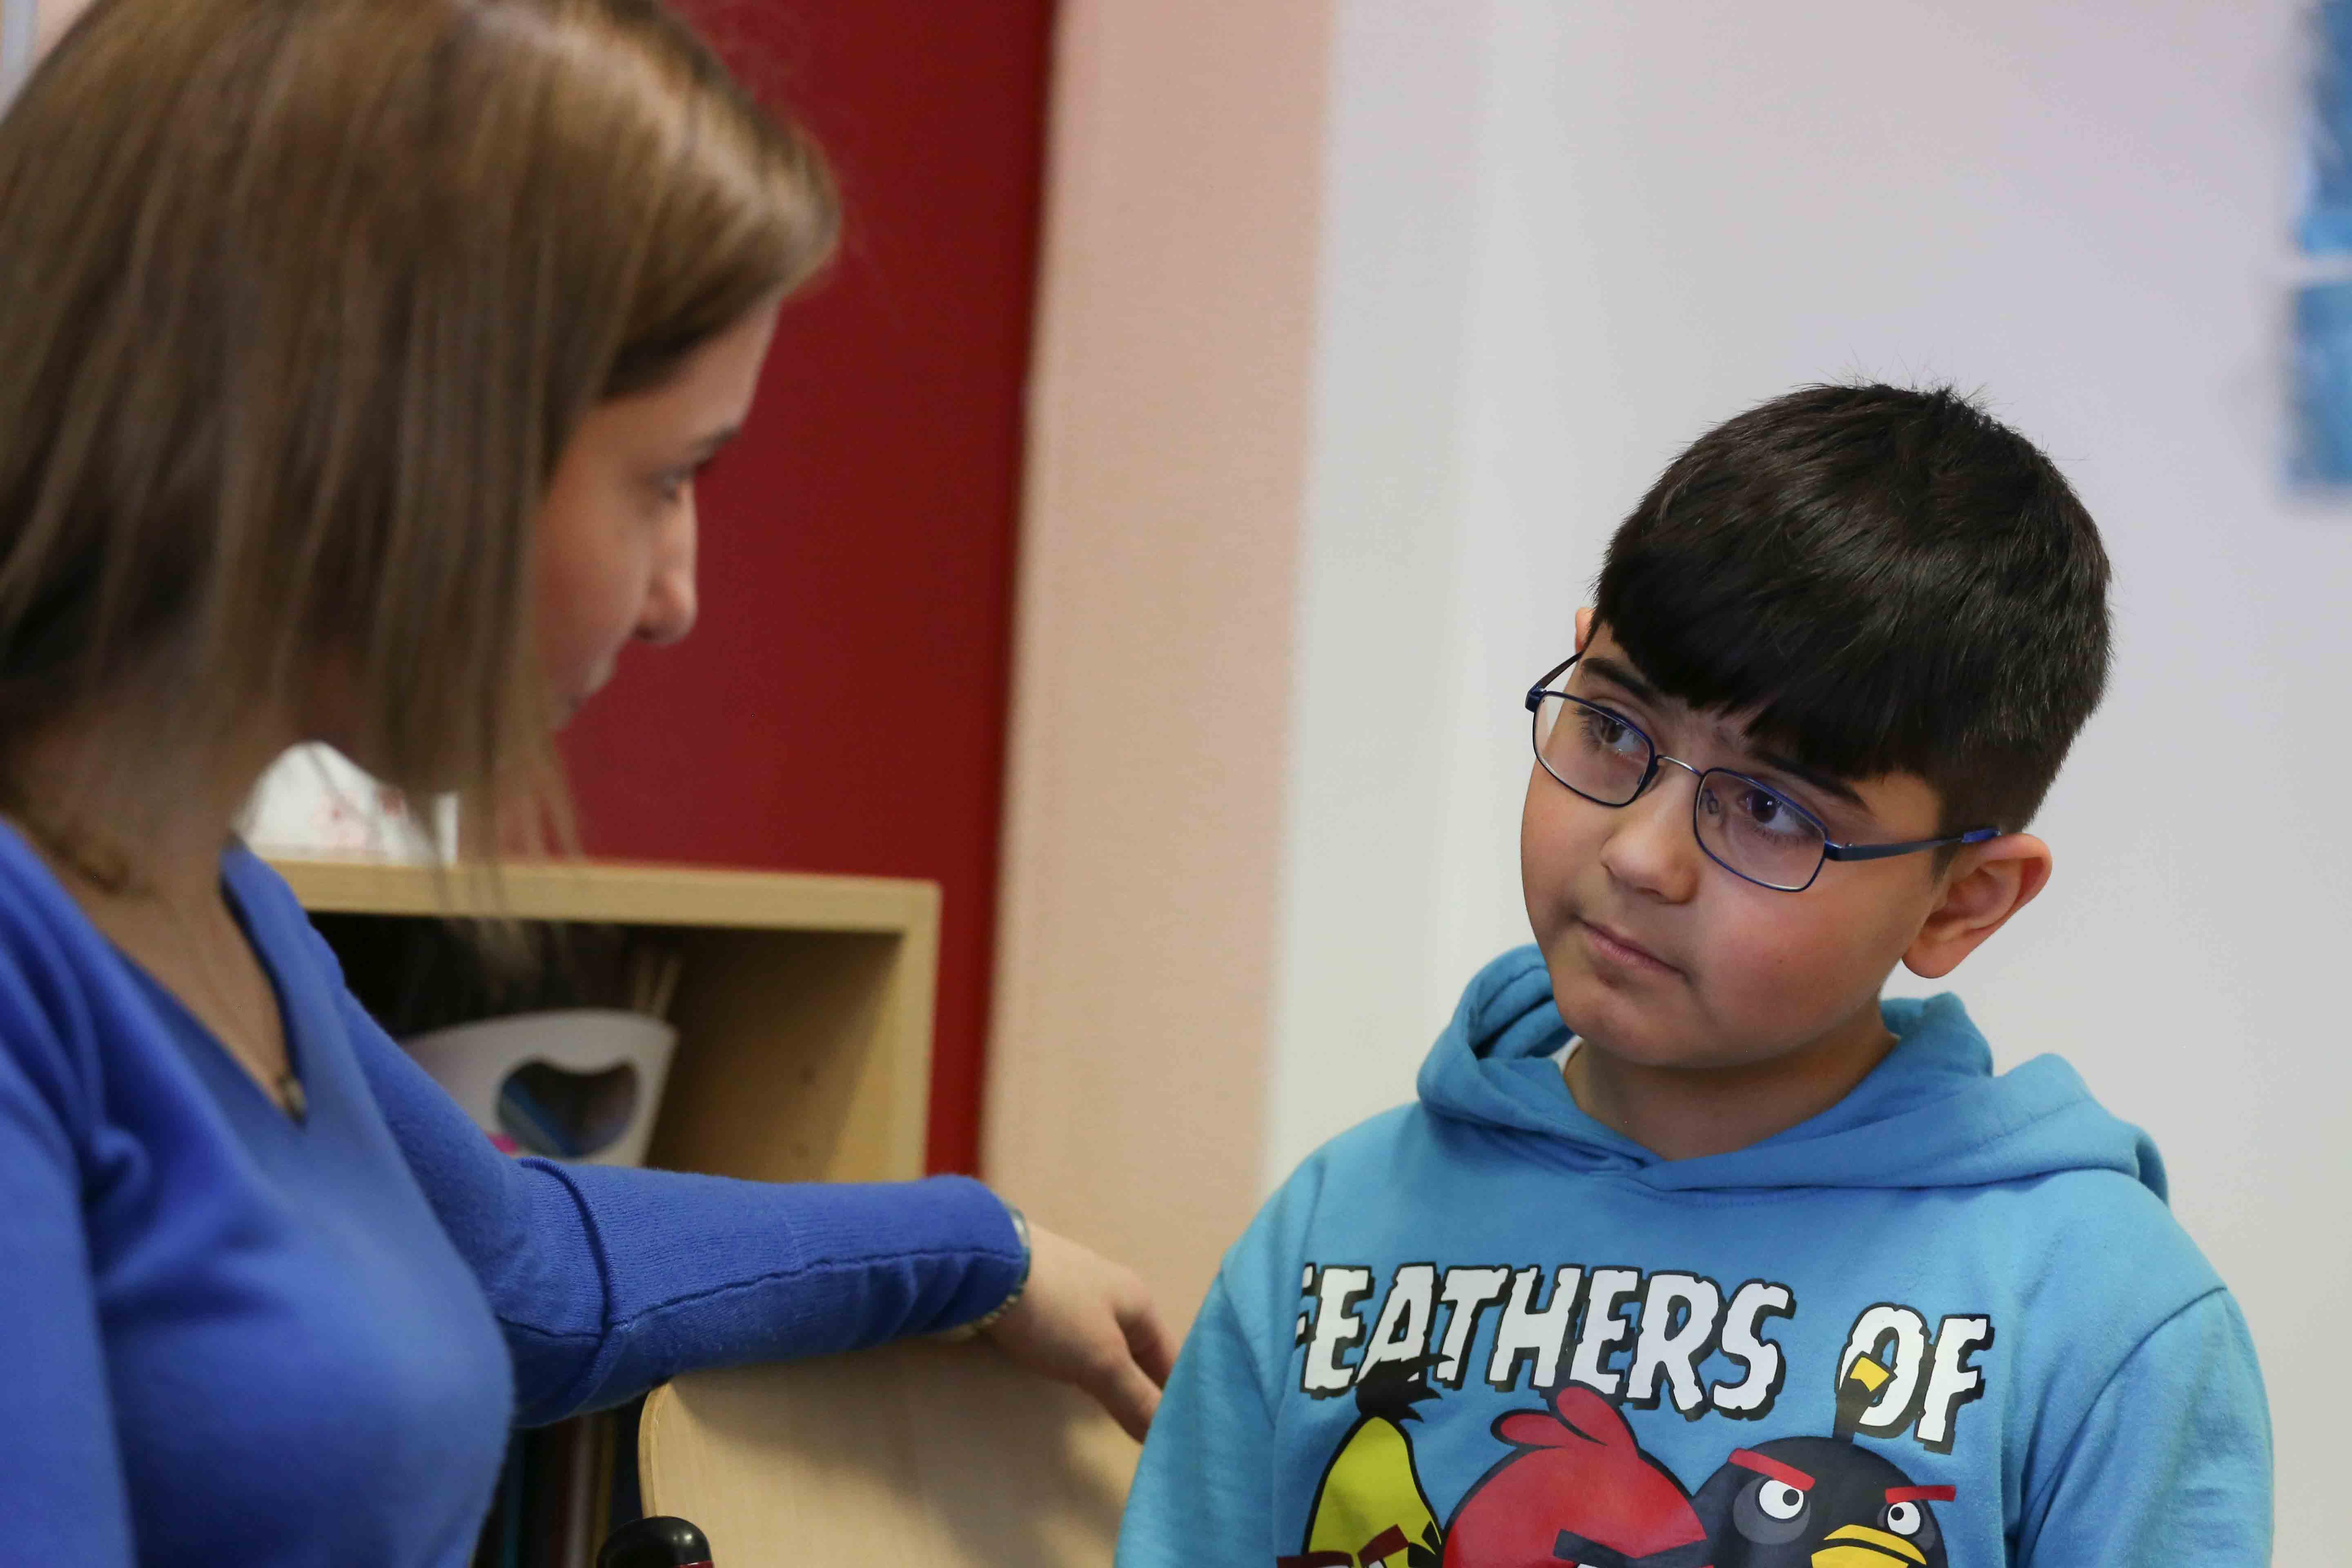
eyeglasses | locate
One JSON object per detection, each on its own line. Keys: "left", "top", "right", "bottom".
{"left": 1524, "top": 654, "right": 1999, "bottom": 892}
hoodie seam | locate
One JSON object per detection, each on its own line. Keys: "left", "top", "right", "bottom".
{"left": 1207, "top": 1272, "right": 1280, "bottom": 1429}
{"left": 1437, "top": 1122, "right": 2133, "bottom": 1206}
{"left": 1841, "top": 1079, "right": 2078, "bottom": 1168}
{"left": 2016, "top": 1284, "right": 2232, "bottom": 1550}
{"left": 1431, "top": 963, "right": 2124, "bottom": 1198}
{"left": 1610, "top": 1172, "right": 2134, "bottom": 1208}
{"left": 1604, "top": 1173, "right": 2020, "bottom": 1206}
{"left": 1432, "top": 1065, "right": 2111, "bottom": 1198}
{"left": 1627, "top": 1072, "right": 2085, "bottom": 1193}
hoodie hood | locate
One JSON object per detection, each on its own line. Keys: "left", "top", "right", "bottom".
{"left": 1417, "top": 945, "right": 2166, "bottom": 1199}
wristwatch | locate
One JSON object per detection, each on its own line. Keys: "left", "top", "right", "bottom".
{"left": 938, "top": 1202, "right": 1032, "bottom": 1342}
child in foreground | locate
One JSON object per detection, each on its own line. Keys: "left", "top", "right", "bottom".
{"left": 1116, "top": 385, "right": 2271, "bottom": 1567}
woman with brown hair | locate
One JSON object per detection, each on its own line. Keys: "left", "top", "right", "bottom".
{"left": 0, "top": 0, "right": 1169, "bottom": 1559}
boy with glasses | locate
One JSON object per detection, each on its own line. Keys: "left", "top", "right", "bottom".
{"left": 1116, "top": 385, "right": 2270, "bottom": 1568}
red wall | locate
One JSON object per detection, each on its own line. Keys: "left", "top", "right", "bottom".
{"left": 559, "top": 1, "right": 1056, "bottom": 1175}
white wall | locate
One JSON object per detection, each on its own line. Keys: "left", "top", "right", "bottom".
{"left": 1272, "top": 2, "right": 2348, "bottom": 1557}
{"left": 0, "top": 0, "right": 38, "bottom": 109}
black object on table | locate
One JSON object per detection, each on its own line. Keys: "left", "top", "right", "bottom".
{"left": 597, "top": 1515, "right": 713, "bottom": 1568}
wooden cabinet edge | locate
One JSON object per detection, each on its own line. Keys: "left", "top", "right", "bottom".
{"left": 270, "top": 856, "right": 942, "bottom": 938}
{"left": 275, "top": 856, "right": 944, "bottom": 1186}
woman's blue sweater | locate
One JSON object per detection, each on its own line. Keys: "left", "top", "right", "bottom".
{"left": 0, "top": 830, "right": 1023, "bottom": 1563}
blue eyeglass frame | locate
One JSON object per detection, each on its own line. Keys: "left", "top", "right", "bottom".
{"left": 1524, "top": 653, "right": 2001, "bottom": 892}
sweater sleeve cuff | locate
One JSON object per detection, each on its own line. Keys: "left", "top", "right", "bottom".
{"left": 531, "top": 1166, "right": 1028, "bottom": 1415}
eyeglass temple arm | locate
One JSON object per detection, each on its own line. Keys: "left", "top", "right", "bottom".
{"left": 1525, "top": 655, "right": 1583, "bottom": 713}
{"left": 1823, "top": 826, "right": 2001, "bottom": 863}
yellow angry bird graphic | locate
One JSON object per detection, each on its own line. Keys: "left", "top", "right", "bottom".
{"left": 1278, "top": 1357, "right": 1445, "bottom": 1568}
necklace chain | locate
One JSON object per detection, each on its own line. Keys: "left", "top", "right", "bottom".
{"left": 152, "top": 892, "right": 302, "bottom": 1116}
{"left": 9, "top": 809, "right": 305, "bottom": 1120}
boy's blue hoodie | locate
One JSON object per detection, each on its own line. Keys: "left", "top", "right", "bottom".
{"left": 1118, "top": 947, "right": 2270, "bottom": 1567}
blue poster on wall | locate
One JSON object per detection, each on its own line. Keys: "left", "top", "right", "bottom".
{"left": 2305, "top": 1, "right": 2352, "bottom": 251}
{"left": 2292, "top": 280, "right": 2352, "bottom": 485}
{"left": 2296, "top": 3, "right": 2352, "bottom": 484}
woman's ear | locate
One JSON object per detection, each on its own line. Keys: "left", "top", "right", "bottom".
{"left": 1903, "top": 834, "right": 2054, "bottom": 980}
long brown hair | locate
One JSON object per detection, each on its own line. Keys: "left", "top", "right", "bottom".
{"left": 0, "top": 0, "right": 837, "bottom": 871}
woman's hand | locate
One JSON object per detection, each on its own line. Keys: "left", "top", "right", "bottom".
{"left": 982, "top": 1222, "right": 1174, "bottom": 1442}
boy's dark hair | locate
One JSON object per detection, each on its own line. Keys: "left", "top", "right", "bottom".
{"left": 1593, "top": 383, "right": 2110, "bottom": 835}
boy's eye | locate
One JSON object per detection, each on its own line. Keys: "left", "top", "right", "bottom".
{"left": 1577, "top": 708, "right": 1644, "bottom": 757}
{"left": 1732, "top": 784, "right": 1808, "bottom": 836}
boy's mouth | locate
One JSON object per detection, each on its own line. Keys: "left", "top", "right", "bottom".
{"left": 1575, "top": 917, "right": 1680, "bottom": 976}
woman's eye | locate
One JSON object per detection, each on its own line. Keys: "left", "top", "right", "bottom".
{"left": 1884, "top": 1501, "right": 1922, "bottom": 1537}
{"left": 653, "top": 457, "right": 715, "bottom": 505}
{"left": 1757, "top": 1480, "right": 1806, "bottom": 1521}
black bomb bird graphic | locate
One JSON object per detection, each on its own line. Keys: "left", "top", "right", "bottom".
{"left": 1690, "top": 1355, "right": 1955, "bottom": 1568}
{"left": 1280, "top": 1357, "right": 1445, "bottom": 1568}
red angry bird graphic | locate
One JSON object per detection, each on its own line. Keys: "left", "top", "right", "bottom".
{"left": 1443, "top": 1385, "right": 1712, "bottom": 1568}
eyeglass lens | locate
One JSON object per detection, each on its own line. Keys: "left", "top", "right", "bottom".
{"left": 1532, "top": 692, "right": 1825, "bottom": 891}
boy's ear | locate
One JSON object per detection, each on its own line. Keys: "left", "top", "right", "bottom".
{"left": 1903, "top": 834, "right": 2053, "bottom": 980}
{"left": 1575, "top": 606, "right": 1595, "bottom": 650}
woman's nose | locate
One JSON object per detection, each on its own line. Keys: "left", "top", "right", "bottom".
{"left": 637, "top": 497, "right": 699, "bottom": 646}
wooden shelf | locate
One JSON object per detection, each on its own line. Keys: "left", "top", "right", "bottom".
{"left": 273, "top": 858, "right": 940, "bottom": 1185}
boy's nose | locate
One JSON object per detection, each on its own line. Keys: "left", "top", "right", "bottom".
{"left": 1599, "top": 764, "right": 1702, "bottom": 902}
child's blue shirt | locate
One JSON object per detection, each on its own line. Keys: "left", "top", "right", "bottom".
{"left": 0, "top": 829, "right": 1025, "bottom": 1564}
{"left": 1119, "top": 945, "right": 2271, "bottom": 1568}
